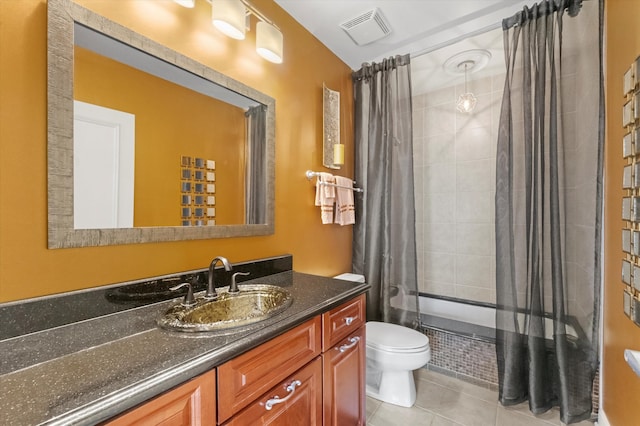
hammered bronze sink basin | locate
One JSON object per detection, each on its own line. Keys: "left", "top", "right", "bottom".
{"left": 157, "top": 284, "right": 293, "bottom": 333}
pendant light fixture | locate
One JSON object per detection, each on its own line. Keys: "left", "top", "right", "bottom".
{"left": 175, "top": 0, "right": 284, "bottom": 63}
{"left": 443, "top": 49, "right": 492, "bottom": 114}
{"left": 456, "top": 61, "right": 477, "bottom": 114}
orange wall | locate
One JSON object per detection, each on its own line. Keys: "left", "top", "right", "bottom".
{"left": 75, "top": 47, "right": 246, "bottom": 226}
{"left": 0, "top": 0, "right": 354, "bottom": 302}
{"left": 603, "top": 0, "right": 640, "bottom": 424}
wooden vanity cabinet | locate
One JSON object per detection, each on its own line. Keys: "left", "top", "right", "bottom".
{"left": 103, "top": 293, "right": 366, "bottom": 426}
{"left": 104, "top": 369, "right": 216, "bottom": 426}
{"left": 321, "top": 294, "right": 366, "bottom": 426}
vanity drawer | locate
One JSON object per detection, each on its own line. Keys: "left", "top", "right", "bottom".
{"left": 217, "top": 316, "right": 322, "bottom": 423}
{"left": 322, "top": 294, "right": 366, "bottom": 350}
{"left": 223, "top": 357, "right": 323, "bottom": 425}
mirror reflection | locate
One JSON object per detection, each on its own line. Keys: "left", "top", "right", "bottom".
{"left": 73, "top": 24, "right": 264, "bottom": 229}
{"left": 47, "top": 0, "right": 275, "bottom": 248}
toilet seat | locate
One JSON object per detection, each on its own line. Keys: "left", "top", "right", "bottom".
{"left": 366, "top": 321, "right": 430, "bottom": 353}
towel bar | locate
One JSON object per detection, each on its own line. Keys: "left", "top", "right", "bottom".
{"left": 305, "top": 170, "right": 364, "bottom": 193}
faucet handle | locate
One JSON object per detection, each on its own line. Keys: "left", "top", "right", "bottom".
{"left": 229, "top": 272, "right": 251, "bottom": 293}
{"left": 170, "top": 282, "right": 196, "bottom": 307}
{"left": 190, "top": 275, "right": 200, "bottom": 287}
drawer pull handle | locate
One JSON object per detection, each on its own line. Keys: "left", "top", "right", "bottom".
{"left": 265, "top": 380, "right": 302, "bottom": 410}
{"left": 344, "top": 316, "right": 355, "bottom": 326}
{"left": 338, "top": 336, "right": 360, "bottom": 353}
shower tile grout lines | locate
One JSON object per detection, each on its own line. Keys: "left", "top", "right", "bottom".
{"left": 366, "top": 369, "right": 595, "bottom": 426}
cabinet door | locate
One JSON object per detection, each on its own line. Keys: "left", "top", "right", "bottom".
{"left": 104, "top": 369, "right": 216, "bottom": 426}
{"left": 223, "top": 357, "right": 323, "bottom": 426}
{"left": 322, "top": 326, "right": 365, "bottom": 426}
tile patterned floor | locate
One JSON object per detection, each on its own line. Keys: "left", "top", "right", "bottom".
{"left": 366, "top": 369, "right": 596, "bottom": 426}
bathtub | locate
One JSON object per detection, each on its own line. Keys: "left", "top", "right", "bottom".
{"left": 418, "top": 294, "right": 580, "bottom": 341}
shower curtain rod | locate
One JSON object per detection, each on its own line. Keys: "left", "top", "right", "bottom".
{"left": 502, "top": 0, "right": 583, "bottom": 30}
{"left": 410, "top": 0, "right": 590, "bottom": 59}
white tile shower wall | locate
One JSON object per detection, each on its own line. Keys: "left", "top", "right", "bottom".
{"left": 504, "top": 3, "right": 601, "bottom": 325}
{"left": 413, "top": 73, "right": 503, "bottom": 304}
{"left": 564, "top": 0, "right": 601, "bottom": 335}
{"left": 414, "top": 1, "right": 600, "bottom": 310}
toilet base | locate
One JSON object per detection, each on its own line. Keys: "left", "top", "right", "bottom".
{"left": 365, "top": 369, "right": 417, "bottom": 408}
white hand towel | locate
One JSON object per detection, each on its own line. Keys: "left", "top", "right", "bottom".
{"left": 314, "top": 172, "right": 335, "bottom": 224}
{"left": 334, "top": 176, "right": 355, "bottom": 226}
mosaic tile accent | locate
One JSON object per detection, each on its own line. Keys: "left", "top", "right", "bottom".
{"left": 420, "top": 326, "right": 600, "bottom": 416}
{"left": 423, "top": 327, "right": 498, "bottom": 389}
{"left": 592, "top": 367, "right": 600, "bottom": 413}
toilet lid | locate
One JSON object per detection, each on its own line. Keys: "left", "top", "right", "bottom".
{"left": 366, "top": 321, "right": 430, "bottom": 352}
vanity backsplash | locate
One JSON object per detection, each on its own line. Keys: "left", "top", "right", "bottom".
{"left": 0, "top": 254, "right": 292, "bottom": 340}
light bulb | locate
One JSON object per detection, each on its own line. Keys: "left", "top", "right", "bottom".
{"left": 456, "top": 92, "right": 477, "bottom": 113}
{"left": 333, "top": 144, "right": 345, "bottom": 165}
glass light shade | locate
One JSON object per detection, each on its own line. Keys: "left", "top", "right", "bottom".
{"left": 333, "top": 144, "right": 345, "bottom": 165}
{"left": 456, "top": 92, "right": 477, "bottom": 113}
{"left": 174, "top": 0, "right": 195, "bottom": 8}
{"left": 256, "top": 21, "right": 283, "bottom": 64}
{"left": 212, "top": 0, "right": 246, "bottom": 40}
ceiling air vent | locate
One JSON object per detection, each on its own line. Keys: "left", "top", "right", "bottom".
{"left": 339, "top": 8, "right": 391, "bottom": 46}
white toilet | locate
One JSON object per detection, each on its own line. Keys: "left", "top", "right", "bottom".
{"left": 334, "top": 274, "right": 431, "bottom": 408}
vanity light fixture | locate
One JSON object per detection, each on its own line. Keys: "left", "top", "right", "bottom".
{"left": 211, "top": 0, "right": 246, "bottom": 40}
{"left": 456, "top": 61, "right": 477, "bottom": 114}
{"left": 174, "top": 0, "right": 196, "bottom": 8}
{"left": 256, "top": 21, "right": 283, "bottom": 64}
{"left": 175, "top": 0, "right": 284, "bottom": 64}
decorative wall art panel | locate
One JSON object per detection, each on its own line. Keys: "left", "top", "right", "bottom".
{"left": 323, "top": 84, "right": 342, "bottom": 170}
{"left": 621, "top": 56, "right": 640, "bottom": 329}
{"left": 180, "top": 156, "right": 217, "bottom": 226}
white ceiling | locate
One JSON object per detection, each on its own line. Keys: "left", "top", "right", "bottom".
{"left": 274, "top": 0, "right": 532, "bottom": 93}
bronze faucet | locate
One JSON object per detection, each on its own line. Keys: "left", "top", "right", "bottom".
{"left": 205, "top": 256, "right": 232, "bottom": 299}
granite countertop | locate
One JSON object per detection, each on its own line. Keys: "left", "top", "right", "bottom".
{"left": 0, "top": 271, "right": 369, "bottom": 426}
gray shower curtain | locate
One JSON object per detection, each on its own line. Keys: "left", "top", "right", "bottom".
{"left": 245, "top": 105, "right": 266, "bottom": 224}
{"left": 495, "top": 0, "right": 603, "bottom": 424}
{"left": 352, "top": 54, "right": 421, "bottom": 328}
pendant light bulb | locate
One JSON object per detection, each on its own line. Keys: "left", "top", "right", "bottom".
{"left": 456, "top": 61, "right": 477, "bottom": 113}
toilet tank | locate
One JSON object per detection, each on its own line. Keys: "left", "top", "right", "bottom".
{"left": 333, "top": 273, "right": 366, "bottom": 283}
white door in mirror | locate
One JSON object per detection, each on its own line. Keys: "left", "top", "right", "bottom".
{"left": 624, "top": 349, "right": 640, "bottom": 378}
{"left": 73, "top": 101, "right": 135, "bottom": 229}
